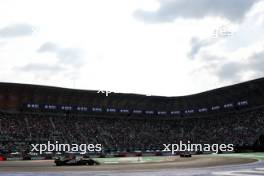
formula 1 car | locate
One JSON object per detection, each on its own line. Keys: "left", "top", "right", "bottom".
{"left": 54, "top": 156, "right": 100, "bottom": 166}
{"left": 179, "top": 152, "right": 192, "bottom": 158}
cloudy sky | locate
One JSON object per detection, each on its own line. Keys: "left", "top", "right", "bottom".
{"left": 0, "top": 0, "right": 264, "bottom": 96}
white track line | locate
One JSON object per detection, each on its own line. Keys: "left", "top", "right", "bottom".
{"left": 212, "top": 169, "right": 264, "bottom": 176}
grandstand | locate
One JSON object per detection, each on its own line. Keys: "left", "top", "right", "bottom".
{"left": 0, "top": 78, "right": 264, "bottom": 157}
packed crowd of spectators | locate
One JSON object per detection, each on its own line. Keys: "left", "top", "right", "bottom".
{"left": 0, "top": 107, "right": 264, "bottom": 154}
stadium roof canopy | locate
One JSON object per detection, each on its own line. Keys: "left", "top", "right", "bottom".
{"left": 0, "top": 78, "right": 264, "bottom": 112}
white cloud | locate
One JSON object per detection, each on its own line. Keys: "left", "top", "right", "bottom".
{"left": 38, "top": 42, "right": 84, "bottom": 66}
{"left": 0, "top": 0, "right": 263, "bottom": 96}
{"left": 190, "top": 1, "right": 264, "bottom": 86}
{"left": 134, "top": 0, "right": 259, "bottom": 23}
{"left": 0, "top": 23, "right": 35, "bottom": 38}
{"left": 17, "top": 63, "right": 65, "bottom": 73}
{"left": 188, "top": 37, "right": 218, "bottom": 59}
